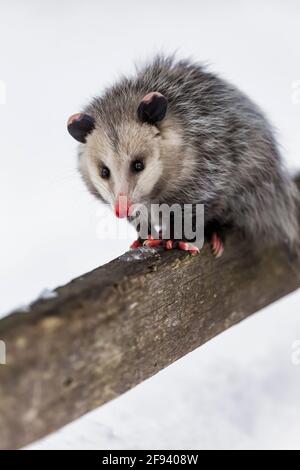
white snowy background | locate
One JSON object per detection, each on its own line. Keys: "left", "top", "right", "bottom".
{"left": 0, "top": 0, "right": 300, "bottom": 450}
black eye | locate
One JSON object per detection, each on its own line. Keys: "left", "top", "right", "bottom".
{"left": 100, "top": 166, "right": 110, "bottom": 179}
{"left": 131, "top": 160, "right": 145, "bottom": 173}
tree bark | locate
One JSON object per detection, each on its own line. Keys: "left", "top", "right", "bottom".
{"left": 0, "top": 177, "right": 299, "bottom": 450}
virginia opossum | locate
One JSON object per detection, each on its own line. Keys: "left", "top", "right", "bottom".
{"left": 67, "top": 55, "right": 299, "bottom": 257}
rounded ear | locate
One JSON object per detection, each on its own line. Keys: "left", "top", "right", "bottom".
{"left": 137, "top": 92, "right": 167, "bottom": 124}
{"left": 67, "top": 113, "right": 95, "bottom": 143}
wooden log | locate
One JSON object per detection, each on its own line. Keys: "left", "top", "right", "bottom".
{"left": 0, "top": 177, "right": 299, "bottom": 450}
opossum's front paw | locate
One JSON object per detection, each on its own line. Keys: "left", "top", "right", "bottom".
{"left": 210, "top": 232, "right": 224, "bottom": 258}
{"left": 143, "top": 235, "right": 164, "bottom": 248}
{"left": 130, "top": 235, "right": 163, "bottom": 249}
{"left": 165, "top": 240, "right": 200, "bottom": 255}
{"left": 130, "top": 239, "right": 143, "bottom": 249}
{"left": 141, "top": 237, "right": 200, "bottom": 255}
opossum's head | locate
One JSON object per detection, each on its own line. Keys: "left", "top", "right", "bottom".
{"left": 68, "top": 92, "right": 187, "bottom": 217}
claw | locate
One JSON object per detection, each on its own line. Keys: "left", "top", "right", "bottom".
{"left": 188, "top": 246, "right": 201, "bottom": 255}
{"left": 178, "top": 241, "right": 200, "bottom": 255}
{"left": 178, "top": 241, "right": 190, "bottom": 251}
{"left": 210, "top": 232, "right": 224, "bottom": 258}
{"left": 165, "top": 240, "right": 174, "bottom": 250}
{"left": 131, "top": 235, "right": 155, "bottom": 250}
{"left": 143, "top": 239, "right": 163, "bottom": 248}
{"left": 131, "top": 236, "right": 200, "bottom": 255}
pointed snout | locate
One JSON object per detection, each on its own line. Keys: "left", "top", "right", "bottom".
{"left": 115, "top": 193, "right": 131, "bottom": 218}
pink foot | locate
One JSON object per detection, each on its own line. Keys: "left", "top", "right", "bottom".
{"left": 130, "top": 239, "right": 143, "bottom": 250}
{"left": 131, "top": 235, "right": 156, "bottom": 250}
{"left": 145, "top": 239, "right": 200, "bottom": 255}
{"left": 165, "top": 240, "right": 200, "bottom": 255}
{"left": 143, "top": 239, "right": 163, "bottom": 248}
{"left": 165, "top": 240, "right": 174, "bottom": 250}
{"left": 210, "top": 232, "right": 224, "bottom": 258}
{"left": 177, "top": 241, "right": 200, "bottom": 255}
{"left": 132, "top": 236, "right": 200, "bottom": 256}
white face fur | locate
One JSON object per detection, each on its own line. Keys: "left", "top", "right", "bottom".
{"left": 79, "top": 120, "right": 164, "bottom": 211}
{"left": 69, "top": 92, "right": 195, "bottom": 215}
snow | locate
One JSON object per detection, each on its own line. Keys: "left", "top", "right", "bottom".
{"left": 0, "top": 0, "right": 299, "bottom": 450}
{"left": 28, "top": 290, "right": 300, "bottom": 450}
{"left": 122, "top": 247, "right": 159, "bottom": 262}
{"left": 38, "top": 288, "right": 57, "bottom": 300}
{"left": 4, "top": 288, "right": 58, "bottom": 317}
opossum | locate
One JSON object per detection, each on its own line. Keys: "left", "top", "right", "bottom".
{"left": 67, "top": 55, "right": 299, "bottom": 256}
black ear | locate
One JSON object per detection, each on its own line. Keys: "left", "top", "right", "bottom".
{"left": 137, "top": 92, "right": 168, "bottom": 124}
{"left": 67, "top": 113, "right": 95, "bottom": 143}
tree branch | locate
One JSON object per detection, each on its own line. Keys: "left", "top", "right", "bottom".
{"left": 0, "top": 176, "right": 299, "bottom": 449}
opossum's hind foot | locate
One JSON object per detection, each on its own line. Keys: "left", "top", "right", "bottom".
{"left": 210, "top": 232, "right": 224, "bottom": 258}
{"left": 205, "top": 220, "right": 226, "bottom": 258}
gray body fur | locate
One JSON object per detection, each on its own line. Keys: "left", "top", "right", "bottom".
{"left": 82, "top": 55, "right": 299, "bottom": 247}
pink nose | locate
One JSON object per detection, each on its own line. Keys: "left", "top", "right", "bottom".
{"left": 115, "top": 193, "right": 131, "bottom": 218}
